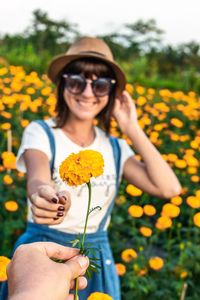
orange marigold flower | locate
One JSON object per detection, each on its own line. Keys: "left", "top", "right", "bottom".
{"left": 143, "top": 204, "right": 157, "bottom": 216}
{"left": 115, "top": 195, "right": 126, "bottom": 206}
{"left": 186, "top": 196, "right": 200, "bottom": 209}
{"left": 155, "top": 216, "right": 172, "bottom": 230}
{"left": 115, "top": 263, "right": 126, "bottom": 276}
{"left": 59, "top": 150, "right": 104, "bottom": 186}
{"left": 125, "top": 83, "right": 134, "bottom": 94}
{"left": 128, "top": 205, "right": 143, "bottom": 218}
{"left": 170, "top": 196, "right": 183, "bottom": 206}
{"left": 149, "top": 257, "right": 164, "bottom": 271}
{"left": 139, "top": 226, "right": 153, "bottom": 237}
{"left": 20, "top": 119, "right": 29, "bottom": 128}
{"left": 3, "top": 174, "right": 13, "bottom": 185}
{"left": 180, "top": 271, "right": 188, "bottom": 279}
{"left": 193, "top": 212, "right": 200, "bottom": 227}
{"left": 121, "top": 249, "right": 138, "bottom": 262}
{"left": 170, "top": 118, "right": 183, "bottom": 128}
{"left": 1, "top": 123, "right": 11, "bottom": 130}
{"left": 175, "top": 159, "right": 187, "bottom": 169}
{"left": 4, "top": 200, "right": 19, "bottom": 212}
{"left": 87, "top": 292, "right": 113, "bottom": 300}
{"left": 191, "top": 175, "right": 199, "bottom": 183}
{"left": 1, "top": 151, "right": 16, "bottom": 169}
{"left": 0, "top": 256, "right": 10, "bottom": 281}
{"left": 126, "top": 184, "right": 143, "bottom": 196}
{"left": 162, "top": 203, "right": 180, "bottom": 218}
{"left": 136, "top": 267, "right": 148, "bottom": 276}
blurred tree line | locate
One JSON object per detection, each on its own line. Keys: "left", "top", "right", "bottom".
{"left": 0, "top": 9, "right": 200, "bottom": 92}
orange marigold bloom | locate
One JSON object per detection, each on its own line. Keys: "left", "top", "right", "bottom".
{"left": 59, "top": 150, "right": 104, "bottom": 186}
{"left": 121, "top": 249, "right": 138, "bottom": 262}
{"left": 1, "top": 123, "right": 11, "bottom": 130}
{"left": 155, "top": 216, "right": 172, "bottom": 230}
{"left": 3, "top": 174, "right": 13, "bottom": 185}
{"left": 167, "top": 153, "right": 178, "bottom": 162}
{"left": 143, "top": 204, "right": 157, "bottom": 216}
{"left": 128, "top": 205, "right": 143, "bottom": 218}
{"left": 193, "top": 212, "right": 200, "bottom": 227}
{"left": 162, "top": 203, "right": 180, "bottom": 218}
{"left": 115, "top": 263, "right": 126, "bottom": 276}
{"left": 1, "top": 151, "right": 16, "bottom": 169}
{"left": 186, "top": 196, "right": 200, "bottom": 209}
{"left": 149, "top": 257, "right": 164, "bottom": 271}
{"left": 126, "top": 184, "right": 143, "bottom": 196}
{"left": 139, "top": 226, "right": 153, "bottom": 237}
{"left": 87, "top": 292, "right": 113, "bottom": 300}
{"left": 20, "top": 119, "right": 29, "bottom": 128}
{"left": 170, "top": 196, "right": 183, "bottom": 206}
{"left": 170, "top": 118, "right": 183, "bottom": 128}
{"left": 0, "top": 256, "right": 10, "bottom": 281}
{"left": 180, "top": 271, "right": 188, "bottom": 279}
{"left": 191, "top": 175, "right": 199, "bottom": 183}
{"left": 4, "top": 200, "right": 19, "bottom": 212}
{"left": 175, "top": 159, "right": 187, "bottom": 169}
{"left": 136, "top": 267, "right": 148, "bottom": 276}
{"left": 125, "top": 83, "right": 134, "bottom": 94}
{"left": 115, "top": 195, "right": 126, "bottom": 206}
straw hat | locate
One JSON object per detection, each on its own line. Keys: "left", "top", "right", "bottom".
{"left": 48, "top": 36, "right": 126, "bottom": 92}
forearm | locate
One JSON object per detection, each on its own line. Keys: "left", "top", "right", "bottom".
{"left": 126, "top": 124, "right": 181, "bottom": 197}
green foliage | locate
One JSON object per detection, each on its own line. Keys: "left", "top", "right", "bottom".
{"left": 1, "top": 10, "right": 200, "bottom": 92}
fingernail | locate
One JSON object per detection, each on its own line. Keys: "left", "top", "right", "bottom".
{"left": 58, "top": 206, "right": 64, "bottom": 211}
{"left": 52, "top": 197, "right": 58, "bottom": 204}
{"left": 53, "top": 217, "right": 59, "bottom": 220}
{"left": 77, "top": 256, "right": 88, "bottom": 268}
{"left": 57, "top": 212, "right": 64, "bottom": 217}
{"left": 62, "top": 196, "right": 67, "bottom": 201}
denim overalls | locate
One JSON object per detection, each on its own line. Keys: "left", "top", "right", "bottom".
{"left": 0, "top": 120, "right": 121, "bottom": 300}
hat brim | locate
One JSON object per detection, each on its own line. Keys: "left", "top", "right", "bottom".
{"left": 48, "top": 53, "right": 126, "bottom": 93}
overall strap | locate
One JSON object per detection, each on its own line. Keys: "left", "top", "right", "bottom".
{"left": 98, "top": 136, "right": 121, "bottom": 231}
{"left": 35, "top": 120, "right": 55, "bottom": 175}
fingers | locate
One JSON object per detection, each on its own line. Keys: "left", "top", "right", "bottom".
{"left": 64, "top": 255, "right": 89, "bottom": 281}
{"left": 31, "top": 242, "right": 80, "bottom": 260}
{"left": 69, "top": 276, "right": 87, "bottom": 290}
{"left": 37, "top": 185, "right": 59, "bottom": 203}
{"left": 57, "top": 190, "right": 71, "bottom": 211}
{"left": 30, "top": 187, "right": 71, "bottom": 225}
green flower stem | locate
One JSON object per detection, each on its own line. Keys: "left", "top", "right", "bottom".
{"left": 81, "top": 181, "right": 92, "bottom": 249}
{"left": 74, "top": 181, "right": 91, "bottom": 300}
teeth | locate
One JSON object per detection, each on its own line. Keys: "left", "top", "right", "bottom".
{"left": 77, "top": 100, "right": 96, "bottom": 106}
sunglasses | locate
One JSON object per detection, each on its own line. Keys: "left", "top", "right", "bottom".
{"left": 62, "top": 74, "right": 116, "bottom": 97}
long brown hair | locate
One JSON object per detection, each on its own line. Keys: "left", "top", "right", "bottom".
{"left": 54, "top": 57, "right": 116, "bottom": 134}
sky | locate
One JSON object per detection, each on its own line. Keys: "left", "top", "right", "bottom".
{"left": 1, "top": 0, "right": 200, "bottom": 46}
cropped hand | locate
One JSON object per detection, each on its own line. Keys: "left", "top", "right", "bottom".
{"left": 7, "top": 242, "right": 89, "bottom": 300}
{"left": 30, "top": 185, "right": 71, "bottom": 225}
{"left": 112, "top": 90, "right": 138, "bottom": 134}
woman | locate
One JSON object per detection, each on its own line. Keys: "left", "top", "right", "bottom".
{"left": 1, "top": 37, "right": 181, "bottom": 300}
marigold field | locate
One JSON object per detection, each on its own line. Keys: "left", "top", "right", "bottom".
{"left": 0, "top": 66, "right": 200, "bottom": 300}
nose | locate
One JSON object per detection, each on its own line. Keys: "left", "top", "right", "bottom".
{"left": 81, "top": 80, "right": 95, "bottom": 98}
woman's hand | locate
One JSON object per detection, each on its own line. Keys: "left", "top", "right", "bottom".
{"left": 30, "top": 185, "right": 71, "bottom": 225}
{"left": 112, "top": 90, "right": 138, "bottom": 134}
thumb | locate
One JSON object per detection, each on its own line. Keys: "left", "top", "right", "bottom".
{"left": 65, "top": 255, "right": 89, "bottom": 280}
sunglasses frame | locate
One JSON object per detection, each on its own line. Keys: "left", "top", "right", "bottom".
{"left": 62, "top": 74, "right": 116, "bottom": 97}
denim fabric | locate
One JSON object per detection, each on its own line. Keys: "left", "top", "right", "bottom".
{"left": 0, "top": 222, "right": 121, "bottom": 300}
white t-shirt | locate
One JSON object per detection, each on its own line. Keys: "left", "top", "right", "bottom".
{"left": 16, "top": 119, "right": 134, "bottom": 233}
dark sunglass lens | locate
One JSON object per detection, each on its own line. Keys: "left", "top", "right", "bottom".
{"left": 65, "top": 75, "right": 85, "bottom": 94}
{"left": 93, "top": 79, "right": 111, "bottom": 96}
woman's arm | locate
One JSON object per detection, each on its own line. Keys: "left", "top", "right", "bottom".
{"left": 113, "top": 91, "right": 182, "bottom": 199}
{"left": 23, "top": 149, "right": 71, "bottom": 224}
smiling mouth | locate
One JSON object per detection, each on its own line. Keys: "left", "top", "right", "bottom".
{"left": 76, "top": 99, "right": 98, "bottom": 106}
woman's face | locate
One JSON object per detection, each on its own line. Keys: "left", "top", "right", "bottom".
{"left": 63, "top": 74, "right": 110, "bottom": 121}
